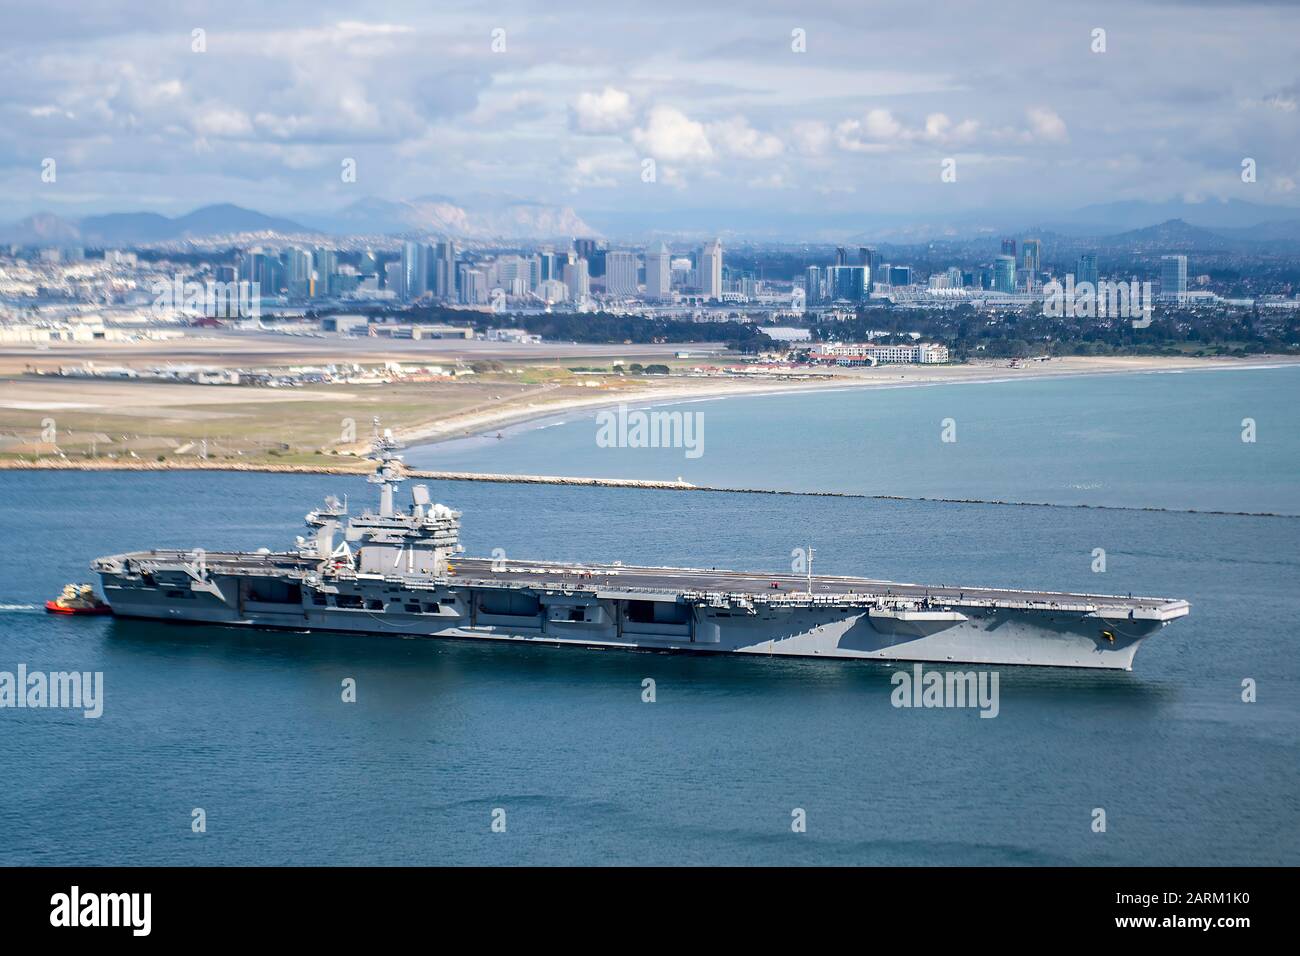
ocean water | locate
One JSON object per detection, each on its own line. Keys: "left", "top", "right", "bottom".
{"left": 1, "top": 468, "right": 1297, "bottom": 866}
{"left": 406, "top": 365, "right": 1300, "bottom": 514}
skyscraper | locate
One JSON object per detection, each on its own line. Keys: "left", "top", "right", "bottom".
{"left": 889, "top": 265, "right": 912, "bottom": 287}
{"left": 1021, "top": 239, "right": 1041, "bottom": 276}
{"left": 574, "top": 239, "right": 602, "bottom": 277}
{"left": 563, "top": 258, "right": 590, "bottom": 301}
{"left": 385, "top": 261, "right": 405, "bottom": 297}
{"left": 433, "top": 241, "right": 456, "bottom": 300}
{"left": 313, "top": 248, "right": 338, "bottom": 297}
{"left": 239, "top": 250, "right": 282, "bottom": 295}
{"left": 493, "top": 255, "right": 531, "bottom": 295}
{"left": 457, "top": 264, "right": 487, "bottom": 305}
{"left": 1076, "top": 254, "right": 1099, "bottom": 287}
{"left": 1160, "top": 255, "right": 1188, "bottom": 302}
{"left": 804, "top": 265, "right": 822, "bottom": 305}
{"left": 644, "top": 242, "right": 671, "bottom": 300}
{"left": 1001, "top": 238, "right": 1017, "bottom": 259}
{"left": 283, "top": 248, "right": 312, "bottom": 298}
{"left": 401, "top": 241, "right": 429, "bottom": 300}
{"left": 827, "top": 265, "right": 868, "bottom": 301}
{"left": 699, "top": 239, "right": 722, "bottom": 299}
{"left": 859, "top": 246, "right": 881, "bottom": 286}
{"left": 604, "top": 251, "right": 639, "bottom": 295}
{"left": 993, "top": 255, "right": 1016, "bottom": 293}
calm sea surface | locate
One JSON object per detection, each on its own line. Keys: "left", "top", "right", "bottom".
{"left": 1, "top": 367, "right": 1297, "bottom": 865}
{"left": 407, "top": 365, "right": 1300, "bottom": 514}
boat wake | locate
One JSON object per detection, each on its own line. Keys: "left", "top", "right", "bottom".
{"left": 0, "top": 603, "right": 40, "bottom": 612}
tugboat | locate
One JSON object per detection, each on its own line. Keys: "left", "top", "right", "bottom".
{"left": 45, "top": 583, "right": 112, "bottom": 616}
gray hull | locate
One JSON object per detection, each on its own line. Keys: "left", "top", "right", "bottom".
{"left": 90, "top": 436, "right": 1189, "bottom": 671}
{"left": 94, "top": 553, "right": 1184, "bottom": 670}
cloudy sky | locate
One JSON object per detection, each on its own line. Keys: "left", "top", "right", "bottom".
{"left": 2, "top": 0, "right": 1298, "bottom": 234}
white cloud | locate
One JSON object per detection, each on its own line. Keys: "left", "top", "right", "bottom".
{"left": 834, "top": 120, "right": 892, "bottom": 154}
{"left": 632, "top": 106, "right": 713, "bottom": 163}
{"left": 567, "top": 150, "right": 636, "bottom": 188}
{"left": 1026, "top": 107, "right": 1069, "bottom": 143}
{"left": 571, "top": 86, "right": 634, "bottom": 133}
{"left": 863, "top": 109, "right": 904, "bottom": 140}
{"left": 789, "top": 120, "right": 831, "bottom": 156}
{"left": 193, "top": 106, "right": 253, "bottom": 137}
{"left": 706, "top": 116, "right": 783, "bottom": 159}
{"left": 834, "top": 109, "right": 979, "bottom": 152}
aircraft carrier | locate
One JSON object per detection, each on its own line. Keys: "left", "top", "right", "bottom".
{"left": 91, "top": 429, "right": 1190, "bottom": 670}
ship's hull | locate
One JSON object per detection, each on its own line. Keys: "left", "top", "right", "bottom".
{"left": 95, "top": 560, "right": 1177, "bottom": 670}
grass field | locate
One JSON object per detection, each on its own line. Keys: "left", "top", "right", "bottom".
{"left": 0, "top": 367, "right": 649, "bottom": 466}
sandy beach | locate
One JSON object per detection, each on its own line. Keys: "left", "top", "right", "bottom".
{"left": 2, "top": 353, "right": 1296, "bottom": 464}
{"left": 391, "top": 354, "right": 1300, "bottom": 448}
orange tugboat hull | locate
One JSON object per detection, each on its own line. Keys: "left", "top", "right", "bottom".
{"left": 44, "top": 600, "right": 112, "bottom": 616}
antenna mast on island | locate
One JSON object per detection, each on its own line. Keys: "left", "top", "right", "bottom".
{"left": 366, "top": 417, "right": 405, "bottom": 517}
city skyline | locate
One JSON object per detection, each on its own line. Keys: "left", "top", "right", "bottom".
{"left": 3, "top": 0, "right": 1299, "bottom": 237}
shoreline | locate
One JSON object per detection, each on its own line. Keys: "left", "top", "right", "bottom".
{"left": 1, "top": 457, "right": 1294, "bottom": 518}
{"left": 394, "top": 354, "right": 1300, "bottom": 450}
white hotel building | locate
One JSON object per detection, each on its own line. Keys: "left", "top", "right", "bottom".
{"left": 812, "top": 342, "right": 950, "bottom": 365}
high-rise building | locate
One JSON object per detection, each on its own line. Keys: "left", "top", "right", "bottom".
{"left": 433, "top": 241, "right": 456, "bottom": 300}
{"left": 827, "top": 265, "right": 869, "bottom": 301}
{"left": 384, "top": 261, "right": 404, "bottom": 297}
{"left": 311, "top": 248, "right": 338, "bottom": 297}
{"left": 537, "top": 279, "right": 567, "bottom": 305}
{"left": 804, "top": 265, "right": 822, "bottom": 305}
{"left": 538, "top": 247, "right": 557, "bottom": 281}
{"left": 239, "top": 250, "right": 282, "bottom": 295}
{"left": 401, "top": 241, "right": 429, "bottom": 300}
{"left": 283, "top": 248, "right": 313, "bottom": 298}
{"left": 492, "top": 255, "right": 532, "bottom": 295}
{"left": 1160, "top": 254, "right": 1188, "bottom": 302}
{"left": 563, "top": 258, "right": 590, "bottom": 301}
{"left": 1076, "top": 254, "right": 1099, "bottom": 288}
{"left": 699, "top": 239, "right": 723, "bottom": 299}
{"left": 604, "top": 251, "right": 639, "bottom": 296}
{"left": 573, "top": 239, "right": 602, "bottom": 277}
{"left": 1021, "top": 239, "right": 1041, "bottom": 276}
{"left": 457, "top": 264, "right": 487, "bottom": 305}
{"left": 993, "top": 255, "right": 1016, "bottom": 293}
{"left": 644, "top": 242, "right": 671, "bottom": 300}
{"left": 858, "top": 246, "right": 881, "bottom": 280}
{"left": 889, "top": 265, "right": 912, "bottom": 287}
{"left": 1001, "top": 238, "right": 1017, "bottom": 259}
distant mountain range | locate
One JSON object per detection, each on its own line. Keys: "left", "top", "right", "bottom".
{"left": 0, "top": 204, "right": 315, "bottom": 246}
{"left": 1036, "top": 197, "right": 1298, "bottom": 235}
{"left": 1, "top": 196, "right": 1297, "bottom": 248}
{"left": 309, "top": 194, "right": 598, "bottom": 239}
{"left": 0, "top": 195, "right": 598, "bottom": 246}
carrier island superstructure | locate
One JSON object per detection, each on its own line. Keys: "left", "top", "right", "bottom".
{"left": 91, "top": 431, "right": 1190, "bottom": 671}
